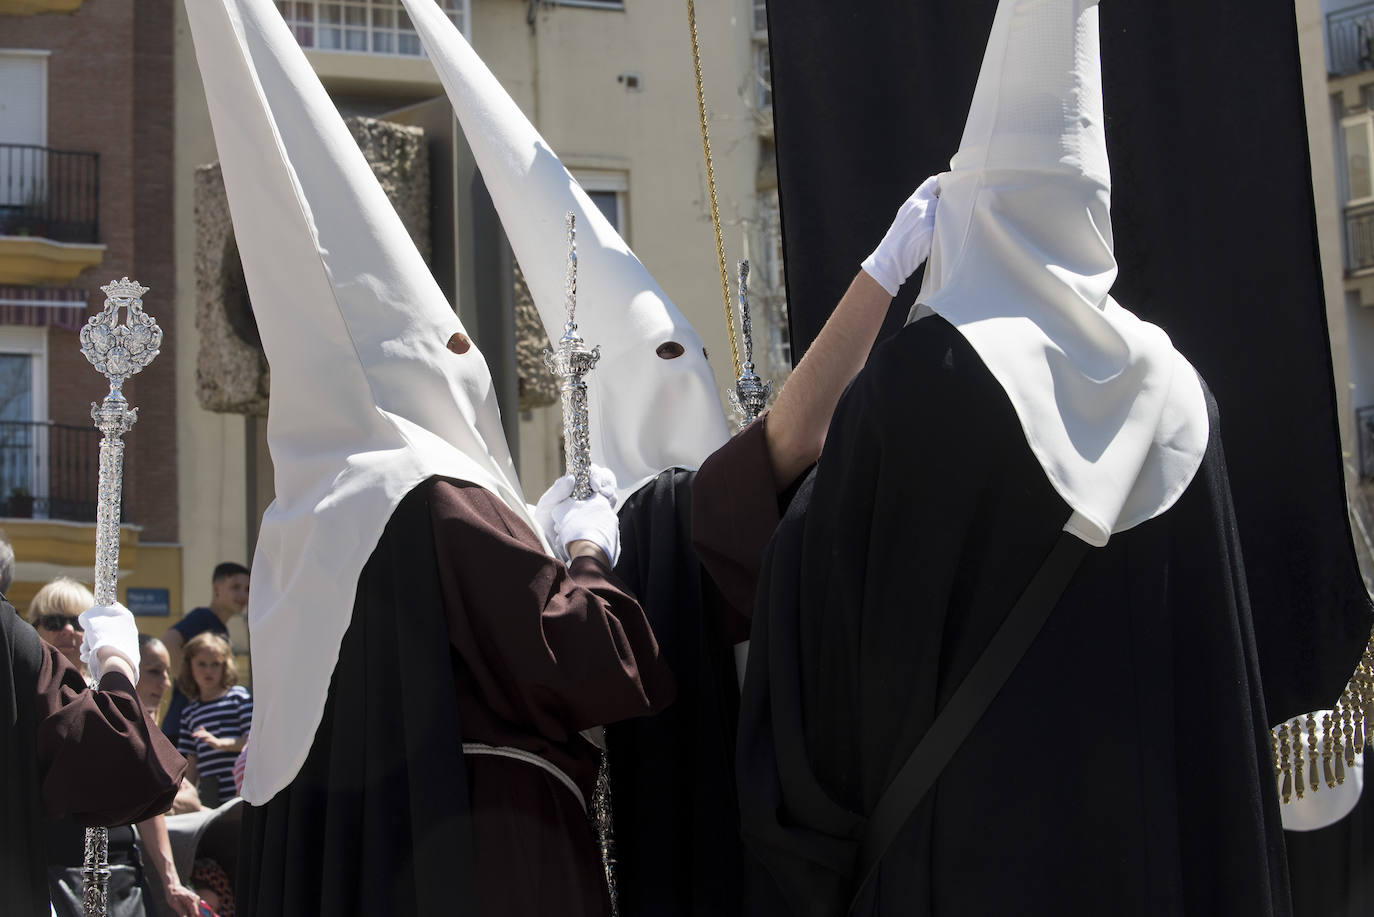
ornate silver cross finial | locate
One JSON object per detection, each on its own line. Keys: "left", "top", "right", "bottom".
{"left": 78, "top": 278, "right": 162, "bottom": 917}
{"left": 728, "top": 259, "right": 771, "bottom": 428}
{"left": 82, "top": 278, "right": 162, "bottom": 397}
{"left": 543, "top": 212, "right": 602, "bottom": 500}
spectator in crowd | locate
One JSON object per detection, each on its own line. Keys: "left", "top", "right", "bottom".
{"left": 137, "top": 636, "right": 204, "bottom": 818}
{"left": 176, "top": 633, "right": 251, "bottom": 805}
{"left": 29, "top": 577, "right": 95, "bottom": 679}
{"left": 160, "top": 563, "right": 249, "bottom": 746}
{"left": 0, "top": 528, "right": 15, "bottom": 595}
{"left": 133, "top": 634, "right": 205, "bottom": 917}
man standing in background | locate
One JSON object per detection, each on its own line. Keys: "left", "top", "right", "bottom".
{"left": 160, "top": 561, "right": 249, "bottom": 746}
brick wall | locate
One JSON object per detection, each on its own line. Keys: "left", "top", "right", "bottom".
{"left": 6, "top": 0, "right": 179, "bottom": 541}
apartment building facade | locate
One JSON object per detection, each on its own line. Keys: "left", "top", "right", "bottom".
{"left": 0, "top": 0, "right": 184, "bottom": 617}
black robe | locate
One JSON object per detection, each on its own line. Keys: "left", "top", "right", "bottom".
{"left": 2, "top": 602, "right": 186, "bottom": 916}
{"left": 736, "top": 316, "right": 1290, "bottom": 916}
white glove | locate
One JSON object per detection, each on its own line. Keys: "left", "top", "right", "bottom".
{"left": 860, "top": 174, "right": 941, "bottom": 296}
{"left": 79, "top": 602, "right": 141, "bottom": 684}
{"left": 533, "top": 466, "right": 621, "bottom": 565}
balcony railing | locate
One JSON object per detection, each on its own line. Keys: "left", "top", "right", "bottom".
{"left": 0, "top": 144, "right": 100, "bottom": 244}
{"left": 1330, "top": 3, "right": 1374, "bottom": 77}
{"left": 0, "top": 420, "right": 103, "bottom": 522}
{"left": 1359, "top": 407, "right": 1374, "bottom": 481}
{"left": 276, "top": 0, "right": 466, "bottom": 56}
{"left": 1346, "top": 202, "right": 1374, "bottom": 273}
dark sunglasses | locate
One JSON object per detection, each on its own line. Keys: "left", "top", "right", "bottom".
{"left": 36, "top": 613, "right": 82, "bottom": 632}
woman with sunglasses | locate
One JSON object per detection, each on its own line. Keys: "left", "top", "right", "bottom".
{"left": 29, "top": 577, "right": 95, "bottom": 679}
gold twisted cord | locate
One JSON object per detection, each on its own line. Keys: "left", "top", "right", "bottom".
{"left": 686, "top": 0, "right": 741, "bottom": 380}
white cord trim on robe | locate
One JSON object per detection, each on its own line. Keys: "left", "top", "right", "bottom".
{"left": 462, "top": 743, "right": 587, "bottom": 812}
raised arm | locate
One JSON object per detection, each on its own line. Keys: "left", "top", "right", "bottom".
{"left": 766, "top": 175, "right": 939, "bottom": 487}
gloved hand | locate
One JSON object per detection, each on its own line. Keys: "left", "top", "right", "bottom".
{"left": 533, "top": 466, "right": 621, "bottom": 565}
{"left": 860, "top": 174, "right": 941, "bottom": 296}
{"left": 79, "top": 602, "right": 141, "bottom": 684}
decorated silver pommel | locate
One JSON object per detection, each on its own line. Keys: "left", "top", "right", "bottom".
{"left": 543, "top": 213, "right": 601, "bottom": 500}
{"left": 728, "top": 259, "right": 771, "bottom": 428}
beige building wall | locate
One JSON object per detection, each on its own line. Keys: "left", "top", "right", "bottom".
{"left": 478, "top": 0, "right": 764, "bottom": 496}
{"left": 1298, "top": 0, "right": 1358, "bottom": 481}
{"left": 173, "top": 0, "right": 252, "bottom": 613}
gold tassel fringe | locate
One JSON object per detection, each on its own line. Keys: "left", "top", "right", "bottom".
{"left": 1272, "top": 629, "right": 1374, "bottom": 805}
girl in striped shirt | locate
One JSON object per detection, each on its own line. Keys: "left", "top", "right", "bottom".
{"left": 176, "top": 632, "right": 251, "bottom": 804}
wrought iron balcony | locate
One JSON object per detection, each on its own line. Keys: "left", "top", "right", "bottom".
{"left": 1345, "top": 202, "right": 1374, "bottom": 273}
{"left": 0, "top": 420, "right": 103, "bottom": 522}
{"left": 0, "top": 144, "right": 100, "bottom": 245}
{"left": 1330, "top": 3, "right": 1374, "bottom": 77}
{"left": 1359, "top": 406, "right": 1374, "bottom": 481}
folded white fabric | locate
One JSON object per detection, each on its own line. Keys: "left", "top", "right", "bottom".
{"left": 861, "top": 174, "right": 941, "bottom": 296}
{"left": 533, "top": 465, "right": 622, "bottom": 565}
{"left": 79, "top": 602, "right": 141, "bottom": 684}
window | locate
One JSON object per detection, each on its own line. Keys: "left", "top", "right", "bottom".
{"left": 277, "top": 0, "right": 469, "bottom": 56}
{"left": 0, "top": 51, "right": 49, "bottom": 211}
{"left": 575, "top": 171, "right": 629, "bottom": 240}
{"left": 0, "top": 327, "right": 47, "bottom": 516}
{"left": 553, "top": 0, "right": 625, "bottom": 9}
{"left": 752, "top": 0, "right": 767, "bottom": 34}
{"left": 1343, "top": 113, "right": 1374, "bottom": 204}
{"left": 755, "top": 43, "right": 772, "bottom": 111}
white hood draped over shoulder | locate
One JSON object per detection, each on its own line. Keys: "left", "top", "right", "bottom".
{"left": 915, "top": 0, "right": 1208, "bottom": 546}
{"left": 399, "top": 0, "right": 731, "bottom": 505}
{"left": 185, "top": 0, "right": 546, "bottom": 804}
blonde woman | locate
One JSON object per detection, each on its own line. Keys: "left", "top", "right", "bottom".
{"left": 28, "top": 576, "right": 95, "bottom": 678}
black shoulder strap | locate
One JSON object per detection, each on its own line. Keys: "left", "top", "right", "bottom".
{"left": 849, "top": 532, "right": 1090, "bottom": 912}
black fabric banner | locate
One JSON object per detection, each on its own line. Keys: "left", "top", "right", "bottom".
{"left": 766, "top": 0, "right": 1372, "bottom": 725}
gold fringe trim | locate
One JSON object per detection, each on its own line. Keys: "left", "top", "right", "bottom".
{"left": 1272, "top": 629, "right": 1374, "bottom": 805}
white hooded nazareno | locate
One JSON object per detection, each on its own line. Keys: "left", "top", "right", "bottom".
{"left": 399, "top": 0, "right": 731, "bottom": 506}
{"left": 185, "top": 0, "right": 547, "bottom": 804}
{"left": 914, "top": 0, "right": 1209, "bottom": 546}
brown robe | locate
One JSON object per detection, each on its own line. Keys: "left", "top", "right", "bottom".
{"left": 3, "top": 603, "right": 187, "bottom": 916}
{"left": 239, "top": 476, "right": 674, "bottom": 917}
{"left": 430, "top": 479, "right": 676, "bottom": 916}
{"left": 691, "top": 414, "right": 787, "bottom": 635}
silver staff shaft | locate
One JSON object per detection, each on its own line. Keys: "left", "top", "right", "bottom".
{"left": 729, "top": 259, "right": 771, "bottom": 428}
{"left": 78, "top": 278, "right": 163, "bottom": 917}
{"left": 543, "top": 211, "right": 601, "bottom": 500}
{"left": 541, "top": 213, "right": 617, "bottom": 914}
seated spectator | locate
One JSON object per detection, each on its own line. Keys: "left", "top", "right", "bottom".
{"left": 132, "top": 635, "right": 205, "bottom": 916}
{"left": 176, "top": 634, "right": 251, "bottom": 805}
{"left": 137, "top": 636, "right": 203, "bottom": 817}
{"left": 160, "top": 563, "right": 249, "bottom": 748}
{"left": 28, "top": 577, "right": 95, "bottom": 679}
{"left": 0, "top": 527, "right": 14, "bottom": 595}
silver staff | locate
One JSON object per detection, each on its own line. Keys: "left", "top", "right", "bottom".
{"left": 543, "top": 211, "right": 602, "bottom": 499}
{"left": 543, "top": 212, "right": 619, "bottom": 914}
{"left": 78, "top": 277, "right": 163, "bottom": 917}
{"left": 728, "top": 259, "right": 771, "bottom": 427}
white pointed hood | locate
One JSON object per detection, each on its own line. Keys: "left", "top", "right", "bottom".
{"left": 185, "top": 0, "right": 546, "bottom": 803}
{"left": 400, "top": 0, "right": 730, "bottom": 503}
{"left": 915, "top": 0, "right": 1208, "bottom": 546}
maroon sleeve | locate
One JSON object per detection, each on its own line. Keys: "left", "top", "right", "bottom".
{"left": 691, "top": 413, "right": 786, "bottom": 630}
{"left": 34, "top": 644, "right": 186, "bottom": 827}
{"left": 430, "top": 480, "right": 675, "bottom": 742}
